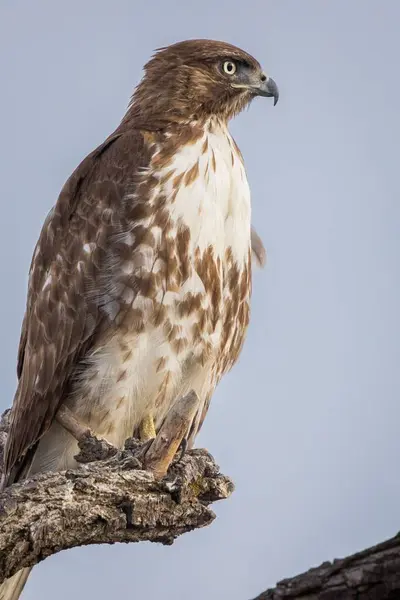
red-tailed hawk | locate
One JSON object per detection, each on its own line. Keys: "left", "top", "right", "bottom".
{"left": 0, "top": 39, "right": 278, "bottom": 600}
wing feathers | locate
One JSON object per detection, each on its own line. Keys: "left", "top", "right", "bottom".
{"left": 5, "top": 129, "right": 147, "bottom": 477}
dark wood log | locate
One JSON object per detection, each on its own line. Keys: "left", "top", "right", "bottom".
{"left": 252, "top": 535, "right": 400, "bottom": 600}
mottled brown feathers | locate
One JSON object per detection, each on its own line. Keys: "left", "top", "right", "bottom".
{"left": 5, "top": 131, "right": 149, "bottom": 478}
{"left": 124, "top": 39, "right": 263, "bottom": 128}
{"left": 4, "top": 38, "right": 269, "bottom": 481}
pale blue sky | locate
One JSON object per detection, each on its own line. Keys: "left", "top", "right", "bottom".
{"left": 1, "top": 1, "right": 399, "bottom": 598}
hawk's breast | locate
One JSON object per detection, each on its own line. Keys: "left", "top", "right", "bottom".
{"left": 74, "top": 120, "right": 252, "bottom": 444}
{"left": 146, "top": 118, "right": 252, "bottom": 369}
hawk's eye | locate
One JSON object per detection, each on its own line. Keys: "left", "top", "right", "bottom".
{"left": 222, "top": 61, "right": 237, "bottom": 75}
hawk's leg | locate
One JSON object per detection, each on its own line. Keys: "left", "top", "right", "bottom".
{"left": 56, "top": 404, "right": 118, "bottom": 462}
{"left": 139, "top": 414, "right": 157, "bottom": 442}
{"left": 56, "top": 404, "right": 91, "bottom": 441}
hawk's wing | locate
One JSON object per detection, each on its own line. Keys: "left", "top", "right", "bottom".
{"left": 250, "top": 227, "right": 266, "bottom": 268}
{"left": 5, "top": 129, "right": 148, "bottom": 478}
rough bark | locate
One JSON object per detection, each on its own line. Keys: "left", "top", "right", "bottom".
{"left": 252, "top": 535, "right": 400, "bottom": 600}
{"left": 0, "top": 406, "right": 233, "bottom": 584}
{"left": 1, "top": 408, "right": 400, "bottom": 599}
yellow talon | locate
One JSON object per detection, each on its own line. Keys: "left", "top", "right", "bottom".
{"left": 139, "top": 414, "right": 156, "bottom": 441}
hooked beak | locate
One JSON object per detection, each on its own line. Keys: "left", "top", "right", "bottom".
{"left": 232, "top": 74, "right": 279, "bottom": 106}
{"left": 254, "top": 76, "right": 279, "bottom": 105}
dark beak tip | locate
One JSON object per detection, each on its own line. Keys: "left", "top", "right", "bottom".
{"left": 266, "top": 77, "right": 279, "bottom": 106}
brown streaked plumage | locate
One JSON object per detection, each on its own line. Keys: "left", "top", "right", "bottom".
{"left": 0, "top": 38, "right": 277, "bottom": 600}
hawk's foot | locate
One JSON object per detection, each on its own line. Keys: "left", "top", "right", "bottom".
{"left": 139, "top": 414, "right": 157, "bottom": 442}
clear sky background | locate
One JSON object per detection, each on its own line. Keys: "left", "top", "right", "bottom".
{"left": 1, "top": 1, "right": 399, "bottom": 598}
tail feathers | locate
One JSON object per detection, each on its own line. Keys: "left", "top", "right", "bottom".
{"left": 0, "top": 568, "right": 32, "bottom": 600}
{"left": 0, "top": 420, "right": 79, "bottom": 600}
{"left": 0, "top": 424, "right": 78, "bottom": 600}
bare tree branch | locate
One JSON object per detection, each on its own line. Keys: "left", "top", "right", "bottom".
{"left": 2, "top": 407, "right": 400, "bottom": 600}
{"left": 252, "top": 535, "right": 400, "bottom": 599}
{"left": 0, "top": 406, "right": 233, "bottom": 585}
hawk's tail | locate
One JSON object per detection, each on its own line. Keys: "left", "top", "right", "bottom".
{"left": 0, "top": 568, "right": 32, "bottom": 600}
{"left": 0, "top": 455, "right": 35, "bottom": 600}
{"left": 0, "top": 423, "right": 78, "bottom": 599}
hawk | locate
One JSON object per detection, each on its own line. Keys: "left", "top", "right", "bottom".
{"left": 0, "top": 39, "right": 278, "bottom": 600}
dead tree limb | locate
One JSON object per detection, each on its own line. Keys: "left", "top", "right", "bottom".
{"left": 252, "top": 534, "right": 400, "bottom": 600}
{"left": 2, "top": 407, "right": 400, "bottom": 600}
{"left": 0, "top": 405, "right": 233, "bottom": 584}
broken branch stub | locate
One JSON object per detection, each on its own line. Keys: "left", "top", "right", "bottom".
{"left": 144, "top": 390, "right": 200, "bottom": 479}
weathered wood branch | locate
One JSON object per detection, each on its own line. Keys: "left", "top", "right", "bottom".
{"left": 2, "top": 407, "right": 400, "bottom": 600}
{"left": 0, "top": 404, "right": 233, "bottom": 584}
{"left": 143, "top": 390, "right": 200, "bottom": 479}
{"left": 252, "top": 534, "right": 400, "bottom": 599}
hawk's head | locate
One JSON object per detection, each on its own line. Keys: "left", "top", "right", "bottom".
{"left": 129, "top": 39, "right": 278, "bottom": 126}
